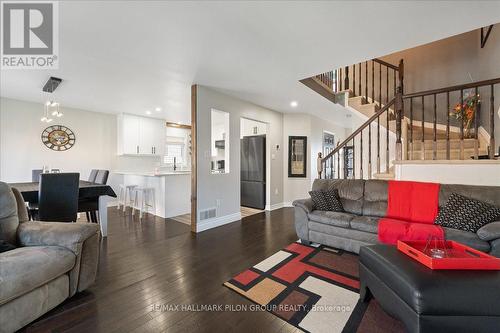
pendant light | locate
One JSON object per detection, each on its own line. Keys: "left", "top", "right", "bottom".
{"left": 41, "top": 77, "right": 63, "bottom": 122}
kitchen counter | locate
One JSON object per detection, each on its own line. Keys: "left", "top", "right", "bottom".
{"left": 113, "top": 170, "right": 191, "bottom": 177}
{"left": 112, "top": 171, "right": 190, "bottom": 218}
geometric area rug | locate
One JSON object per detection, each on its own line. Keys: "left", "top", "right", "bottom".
{"left": 224, "top": 242, "right": 405, "bottom": 333}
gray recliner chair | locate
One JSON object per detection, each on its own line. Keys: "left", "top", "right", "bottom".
{"left": 0, "top": 182, "right": 100, "bottom": 333}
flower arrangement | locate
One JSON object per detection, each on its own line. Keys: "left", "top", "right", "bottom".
{"left": 450, "top": 92, "right": 480, "bottom": 138}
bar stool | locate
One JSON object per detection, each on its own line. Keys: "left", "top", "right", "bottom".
{"left": 117, "top": 184, "right": 137, "bottom": 213}
{"left": 131, "top": 187, "right": 156, "bottom": 218}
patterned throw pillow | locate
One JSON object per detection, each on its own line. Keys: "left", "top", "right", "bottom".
{"left": 323, "top": 189, "right": 344, "bottom": 212}
{"left": 435, "top": 193, "right": 500, "bottom": 233}
{"left": 309, "top": 189, "right": 344, "bottom": 212}
{"left": 309, "top": 191, "right": 331, "bottom": 211}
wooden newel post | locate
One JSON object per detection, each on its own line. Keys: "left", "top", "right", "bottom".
{"left": 317, "top": 152, "right": 323, "bottom": 179}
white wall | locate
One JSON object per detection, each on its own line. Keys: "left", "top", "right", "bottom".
{"left": 195, "top": 86, "right": 284, "bottom": 230}
{"left": 282, "top": 113, "right": 349, "bottom": 205}
{"left": 282, "top": 114, "right": 311, "bottom": 205}
{"left": 0, "top": 97, "right": 166, "bottom": 201}
{"left": 0, "top": 98, "right": 116, "bottom": 182}
{"left": 395, "top": 161, "right": 500, "bottom": 186}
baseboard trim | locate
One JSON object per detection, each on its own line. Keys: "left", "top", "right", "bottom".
{"left": 196, "top": 212, "right": 242, "bottom": 233}
{"left": 265, "top": 202, "right": 290, "bottom": 211}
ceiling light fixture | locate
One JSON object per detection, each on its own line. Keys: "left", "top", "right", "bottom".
{"left": 41, "top": 77, "right": 63, "bottom": 122}
{"left": 155, "top": 107, "right": 162, "bottom": 112}
{"left": 146, "top": 110, "right": 152, "bottom": 115}
{"left": 290, "top": 101, "right": 298, "bottom": 108}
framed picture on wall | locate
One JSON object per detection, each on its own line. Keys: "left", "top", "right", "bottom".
{"left": 288, "top": 136, "right": 307, "bottom": 177}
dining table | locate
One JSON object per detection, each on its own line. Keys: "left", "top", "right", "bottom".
{"left": 9, "top": 180, "right": 116, "bottom": 237}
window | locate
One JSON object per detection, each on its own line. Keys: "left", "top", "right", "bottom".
{"left": 164, "top": 143, "right": 184, "bottom": 164}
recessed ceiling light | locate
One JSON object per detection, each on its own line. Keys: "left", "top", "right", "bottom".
{"left": 155, "top": 107, "right": 162, "bottom": 112}
{"left": 145, "top": 110, "right": 152, "bottom": 115}
{"left": 290, "top": 101, "right": 298, "bottom": 108}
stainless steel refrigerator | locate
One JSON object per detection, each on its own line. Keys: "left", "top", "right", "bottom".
{"left": 241, "top": 135, "right": 266, "bottom": 209}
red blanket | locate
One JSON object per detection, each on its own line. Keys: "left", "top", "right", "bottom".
{"left": 378, "top": 219, "right": 445, "bottom": 245}
{"left": 378, "top": 180, "right": 443, "bottom": 245}
{"left": 386, "top": 180, "right": 440, "bottom": 224}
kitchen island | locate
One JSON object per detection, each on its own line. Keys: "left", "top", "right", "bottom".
{"left": 112, "top": 171, "right": 191, "bottom": 219}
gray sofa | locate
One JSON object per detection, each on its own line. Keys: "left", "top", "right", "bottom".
{"left": 293, "top": 179, "right": 500, "bottom": 256}
{"left": 0, "top": 182, "right": 100, "bottom": 333}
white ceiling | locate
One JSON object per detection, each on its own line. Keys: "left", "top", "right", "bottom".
{"left": 1, "top": 1, "right": 500, "bottom": 126}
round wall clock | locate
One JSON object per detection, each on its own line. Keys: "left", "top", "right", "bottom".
{"left": 41, "top": 125, "right": 76, "bottom": 151}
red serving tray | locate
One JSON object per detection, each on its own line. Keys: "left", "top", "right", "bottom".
{"left": 397, "top": 240, "right": 500, "bottom": 270}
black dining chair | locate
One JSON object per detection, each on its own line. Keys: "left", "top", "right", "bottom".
{"left": 88, "top": 169, "right": 98, "bottom": 183}
{"left": 32, "top": 169, "right": 43, "bottom": 182}
{"left": 37, "top": 173, "right": 80, "bottom": 222}
{"left": 95, "top": 170, "right": 109, "bottom": 185}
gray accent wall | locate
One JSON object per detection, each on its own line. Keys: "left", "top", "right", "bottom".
{"left": 196, "top": 86, "right": 284, "bottom": 223}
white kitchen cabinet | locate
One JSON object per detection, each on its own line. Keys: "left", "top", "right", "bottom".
{"left": 117, "top": 114, "right": 165, "bottom": 156}
{"left": 119, "top": 114, "right": 140, "bottom": 154}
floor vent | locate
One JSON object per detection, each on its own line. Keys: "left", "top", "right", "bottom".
{"left": 199, "top": 207, "right": 217, "bottom": 221}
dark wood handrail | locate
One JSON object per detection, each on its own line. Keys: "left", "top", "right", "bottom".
{"left": 373, "top": 58, "right": 399, "bottom": 71}
{"left": 403, "top": 77, "right": 500, "bottom": 99}
{"left": 322, "top": 97, "right": 396, "bottom": 162}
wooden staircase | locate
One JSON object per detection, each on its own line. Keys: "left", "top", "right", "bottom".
{"left": 303, "top": 58, "right": 499, "bottom": 181}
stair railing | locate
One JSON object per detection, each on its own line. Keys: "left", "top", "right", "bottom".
{"left": 314, "top": 71, "right": 335, "bottom": 91}
{"left": 402, "top": 77, "right": 500, "bottom": 160}
{"left": 319, "top": 98, "right": 396, "bottom": 179}
{"left": 319, "top": 59, "right": 404, "bottom": 180}
{"left": 336, "top": 58, "right": 401, "bottom": 109}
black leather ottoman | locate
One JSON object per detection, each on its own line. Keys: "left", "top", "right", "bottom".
{"left": 359, "top": 245, "right": 500, "bottom": 333}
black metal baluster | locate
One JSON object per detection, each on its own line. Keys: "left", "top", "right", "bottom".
{"left": 446, "top": 92, "right": 450, "bottom": 160}
{"left": 409, "top": 98, "right": 413, "bottom": 160}
{"left": 460, "top": 89, "right": 464, "bottom": 159}
{"left": 433, "top": 94, "right": 437, "bottom": 160}
{"left": 421, "top": 95, "right": 425, "bottom": 160}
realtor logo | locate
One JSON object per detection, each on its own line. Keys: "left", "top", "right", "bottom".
{"left": 1, "top": 1, "right": 58, "bottom": 69}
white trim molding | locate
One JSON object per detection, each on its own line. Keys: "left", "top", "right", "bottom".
{"left": 196, "top": 212, "right": 242, "bottom": 233}
{"left": 265, "top": 202, "right": 291, "bottom": 211}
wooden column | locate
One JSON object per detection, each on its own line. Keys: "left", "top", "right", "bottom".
{"left": 190, "top": 85, "right": 197, "bottom": 233}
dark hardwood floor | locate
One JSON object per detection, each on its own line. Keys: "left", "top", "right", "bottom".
{"left": 21, "top": 208, "right": 301, "bottom": 333}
